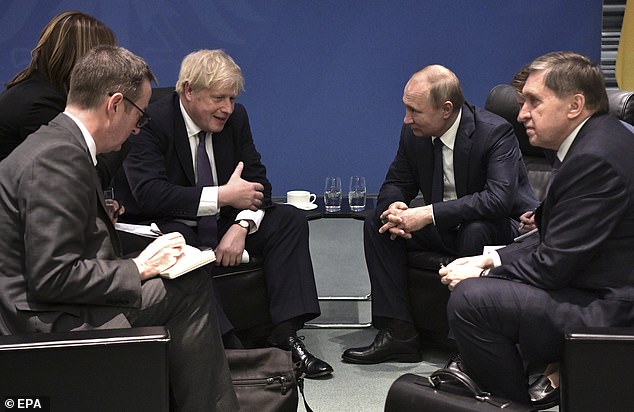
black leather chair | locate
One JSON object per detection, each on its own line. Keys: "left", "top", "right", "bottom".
{"left": 407, "top": 86, "right": 634, "bottom": 345}
{"left": 560, "top": 327, "right": 634, "bottom": 412}
{"left": 0, "top": 326, "right": 170, "bottom": 411}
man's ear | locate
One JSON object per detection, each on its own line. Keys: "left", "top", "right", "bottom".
{"left": 442, "top": 101, "right": 454, "bottom": 119}
{"left": 107, "top": 92, "right": 124, "bottom": 114}
{"left": 183, "top": 82, "right": 193, "bottom": 100}
{"left": 568, "top": 93, "right": 586, "bottom": 119}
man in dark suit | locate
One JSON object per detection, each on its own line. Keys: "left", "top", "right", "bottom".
{"left": 342, "top": 65, "right": 538, "bottom": 364}
{"left": 121, "top": 49, "right": 332, "bottom": 378}
{"left": 439, "top": 51, "right": 634, "bottom": 405}
{"left": 0, "top": 46, "right": 238, "bottom": 411}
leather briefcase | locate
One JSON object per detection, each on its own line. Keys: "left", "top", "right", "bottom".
{"left": 226, "top": 347, "right": 313, "bottom": 412}
{"left": 385, "top": 369, "right": 534, "bottom": 411}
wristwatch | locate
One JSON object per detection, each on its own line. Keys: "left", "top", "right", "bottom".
{"left": 236, "top": 220, "right": 250, "bottom": 231}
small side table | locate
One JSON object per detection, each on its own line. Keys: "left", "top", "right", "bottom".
{"left": 291, "top": 196, "right": 376, "bottom": 328}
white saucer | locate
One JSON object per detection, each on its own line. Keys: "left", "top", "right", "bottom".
{"left": 285, "top": 202, "right": 318, "bottom": 211}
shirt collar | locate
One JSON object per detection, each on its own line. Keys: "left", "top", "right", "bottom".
{"left": 556, "top": 116, "right": 591, "bottom": 162}
{"left": 179, "top": 98, "right": 205, "bottom": 138}
{"left": 433, "top": 108, "right": 462, "bottom": 150}
{"left": 63, "top": 110, "right": 97, "bottom": 165}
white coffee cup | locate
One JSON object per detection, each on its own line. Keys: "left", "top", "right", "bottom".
{"left": 287, "top": 190, "right": 316, "bottom": 206}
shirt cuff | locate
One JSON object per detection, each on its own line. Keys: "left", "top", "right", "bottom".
{"left": 487, "top": 250, "right": 502, "bottom": 267}
{"left": 197, "top": 186, "right": 219, "bottom": 216}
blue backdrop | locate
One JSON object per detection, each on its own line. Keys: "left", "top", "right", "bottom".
{"left": 0, "top": 1, "right": 601, "bottom": 195}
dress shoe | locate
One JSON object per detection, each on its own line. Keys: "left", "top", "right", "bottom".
{"left": 341, "top": 329, "right": 422, "bottom": 364}
{"left": 528, "top": 375, "right": 560, "bottom": 410}
{"left": 444, "top": 352, "right": 464, "bottom": 372}
{"left": 278, "top": 335, "right": 333, "bottom": 379}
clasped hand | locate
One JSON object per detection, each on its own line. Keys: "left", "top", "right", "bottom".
{"left": 379, "top": 202, "right": 433, "bottom": 240}
{"left": 438, "top": 254, "right": 493, "bottom": 291}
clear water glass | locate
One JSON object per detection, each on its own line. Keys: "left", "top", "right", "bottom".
{"left": 324, "top": 176, "right": 342, "bottom": 212}
{"left": 348, "top": 176, "right": 366, "bottom": 212}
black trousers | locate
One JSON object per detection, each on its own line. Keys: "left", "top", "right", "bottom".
{"left": 447, "top": 276, "right": 632, "bottom": 404}
{"left": 159, "top": 204, "right": 321, "bottom": 335}
{"left": 364, "top": 213, "right": 518, "bottom": 324}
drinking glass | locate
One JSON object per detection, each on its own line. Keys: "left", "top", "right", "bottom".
{"left": 324, "top": 176, "right": 342, "bottom": 212}
{"left": 103, "top": 187, "right": 120, "bottom": 220}
{"left": 348, "top": 176, "right": 366, "bottom": 212}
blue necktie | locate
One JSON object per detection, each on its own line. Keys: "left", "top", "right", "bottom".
{"left": 431, "top": 138, "right": 444, "bottom": 203}
{"left": 196, "top": 131, "right": 218, "bottom": 248}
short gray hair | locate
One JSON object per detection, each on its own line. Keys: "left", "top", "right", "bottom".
{"left": 67, "top": 45, "right": 155, "bottom": 109}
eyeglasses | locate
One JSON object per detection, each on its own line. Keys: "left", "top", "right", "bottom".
{"left": 108, "top": 92, "right": 151, "bottom": 128}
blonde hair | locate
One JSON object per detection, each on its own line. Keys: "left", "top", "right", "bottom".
{"left": 175, "top": 49, "right": 244, "bottom": 95}
{"left": 6, "top": 11, "right": 116, "bottom": 94}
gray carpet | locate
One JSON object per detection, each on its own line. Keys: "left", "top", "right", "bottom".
{"left": 301, "top": 217, "right": 559, "bottom": 411}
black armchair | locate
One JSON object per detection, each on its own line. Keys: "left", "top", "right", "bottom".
{"left": 0, "top": 326, "right": 170, "bottom": 411}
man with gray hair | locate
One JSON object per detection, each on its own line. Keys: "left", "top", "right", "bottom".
{"left": 440, "top": 51, "right": 634, "bottom": 405}
{"left": 0, "top": 45, "right": 238, "bottom": 411}
{"left": 121, "top": 49, "right": 333, "bottom": 378}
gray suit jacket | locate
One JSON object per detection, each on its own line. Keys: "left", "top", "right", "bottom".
{"left": 0, "top": 113, "right": 141, "bottom": 334}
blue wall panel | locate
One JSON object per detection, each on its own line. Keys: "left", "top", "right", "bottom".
{"left": 0, "top": 1, "right": 601, "bottom": 195}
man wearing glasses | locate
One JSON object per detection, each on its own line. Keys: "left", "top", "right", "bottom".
{"left": 0, "top": 46, "right": 238, "bottom": 411}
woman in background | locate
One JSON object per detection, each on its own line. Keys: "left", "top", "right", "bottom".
{"left": 0, "top": 11, "right": 127, "bottom": 189}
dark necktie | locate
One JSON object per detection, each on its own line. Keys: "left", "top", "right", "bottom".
{"left": 196, "top": 131, "right": 218, "bottom": 248}
{"left": 431, "top": 138, "right": 444, "bottom": 203}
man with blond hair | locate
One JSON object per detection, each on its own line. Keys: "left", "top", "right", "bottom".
{"left": 121, "top": 49, "right": 332, "bottom": 378}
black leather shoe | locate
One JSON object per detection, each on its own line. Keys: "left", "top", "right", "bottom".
{"left": 341, "top": 329, "right": 422, "bottom": 364}
{"left": 444, "top": 352, "right": 464, "bottom": 372}
{"left": 280, "top": 335, "right": 333, "bottom": 379}
{"left": 528, "top": 375, "right": 560, "bottom": 410}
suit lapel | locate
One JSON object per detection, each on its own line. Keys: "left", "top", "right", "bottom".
{"left": 172, "top": 96, "right": 197, "bottom": 186}
{"left": 452, "top": 106, "right": 475, "bottom": 197}
{"left": 211, "top": 127, "right": 234, "bottom": 185}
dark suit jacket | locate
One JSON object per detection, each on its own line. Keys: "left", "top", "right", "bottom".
{"left": 376, "top": 102, "right": 538, "bottom": 231}
{"left": 0, "top": 114, "right": 141, "bottom": 335}
{"left": 493, "top": 114, "right": 634, "bottom": 323}
{"left": 0, "top": 70, "right": 129, "bottom": 188}
{"left": 122, "top": 92, "right": 272, "bottom": 223}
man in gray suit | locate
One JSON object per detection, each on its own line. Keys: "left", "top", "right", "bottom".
{"left": 0, "top": 45, "right": 238, "bottom": 411}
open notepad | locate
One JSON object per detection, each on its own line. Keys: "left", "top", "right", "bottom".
{"left": 159, "top": 245, "right": 216, "bottom": 279}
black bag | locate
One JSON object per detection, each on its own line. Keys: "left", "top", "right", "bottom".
{"left": 384, "top": 368, "right": 534, "bottom": 411}
{"left": 226, "top": 347, "right": 313, "bottom": 412}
